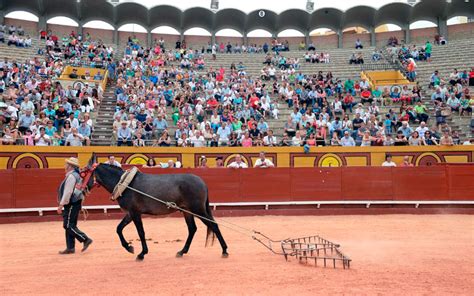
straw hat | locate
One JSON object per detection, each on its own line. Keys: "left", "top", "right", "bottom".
{"left": 65, "top": 157, "right": 80, "bottom": 168}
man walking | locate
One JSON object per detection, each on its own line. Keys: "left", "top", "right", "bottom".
{"left": 57, "top": 157, "right": 93, "bottom": 254}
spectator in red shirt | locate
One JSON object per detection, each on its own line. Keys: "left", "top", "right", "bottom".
{"left": 249, "top": 93, "right": 259, "bottom": 109}
{"left": 207, "top": 96, "right": 219, "bottom": 110}
{"left": 343, "top": 92, "right": 356, "bottom": 113}
{"left": 360, "top": 89, "right": 372, "bottom": 105}
{"left": 39, "top": 30, "right": 47, "bottom": 40}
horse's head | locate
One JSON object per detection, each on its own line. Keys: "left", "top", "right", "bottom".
{"left": 78, "top": 153, "right": 100, "bottom": 194}
{"left": 80, "top": 153, "right": 125, "bottom": 194}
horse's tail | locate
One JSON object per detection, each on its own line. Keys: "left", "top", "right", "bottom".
{"left": 204, "top": 188, "right": 216, "bottom": 247}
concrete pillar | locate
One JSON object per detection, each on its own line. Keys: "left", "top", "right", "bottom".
{"left": 211, "top": 32, "right": 216, "bottom": 46}
{"left": 403, "top": 25, "right": 411, "bottom": 44}
{"left": 113, "top": 29, "right": 119, "bottom": 46}
{"left": 147, "top": 31, "right": 152, "bottom": 48}
{"left": 370, "top": 27, "right": 376, "bottom": 47}
{"left": 243, "top": 31, "right": 248, "bottom": 46}
{"left": 38, "top": 15, "right": 47, "bottom": 32}
{"left": 180, "top": 31, "right": 184, "bottom": 43}
{"left": 305, "top": 31, "right": 311, "bottom": 48}
{"left": 437, "top": 17, "right": 448, "bottom": 40}
{"left": 337, "top": 30, "right": 343, "bottom": 48}
{"left": 77, "top": 24, "right": 83, "bottom": 37}
{"left": 272, "top": 32, "right": 277, "bottom": 39}
{"left": 0, "top": 11, "right": 5, "bottom": 25}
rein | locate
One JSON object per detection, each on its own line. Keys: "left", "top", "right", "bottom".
{"left": 79, "top": 163, "right": 100, "bottom": 193}
{"left": 77, "top": 163, "right": 100, "bottom": 221}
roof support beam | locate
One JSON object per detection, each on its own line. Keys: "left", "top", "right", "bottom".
{"left": 437, "top": 17, "right": 448, "bottom": 40}
{"left": 403, "top": 24, "right": 410, "bottom": 44}
{"left": 337, "top": 30, "right": 343, "bottom": 48}
{"left": 369, "top": 26, "right": 376, "bottom": 47}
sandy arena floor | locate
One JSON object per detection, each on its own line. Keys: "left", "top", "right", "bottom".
{"left": 0, "top": 215, "right": 473, "bottom": 295}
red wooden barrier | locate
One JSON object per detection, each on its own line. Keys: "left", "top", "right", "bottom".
{"left": 1, "top": 166, "right": 474, "bottom": 209}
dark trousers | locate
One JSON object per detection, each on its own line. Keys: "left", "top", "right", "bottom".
{"left": 62, "top": 200, "right": 89, "bottom": 250}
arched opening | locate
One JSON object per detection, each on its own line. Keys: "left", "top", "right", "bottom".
{"left": 308, "top": 28, "right": 338, "bottom": 48}
{"left": 181, "top": 28, "right": 211, "bottom": 50}
{"left": 447, "top": 16, "right": 472, "bottom": 41}
{"left": 277, "top": 29, "right": 304, "bottom": 37}
{"left": 342, "top": 27, "right": 369, "bottom": 34}
{"left": 47, "top": 17, "right": 78, "bottom": 27}
{"left": 247, "top": 29, "right": 272, "bottom": 37}
{"left": 342, "top": 26, "right": 370, "bottom": 49}
{"left": 4, "top": 11, "right": 39, "bottom": 36}
{"left": 151, "top": 26, "right": 180, "bottom": 35}
{"left": 447, "top": 16, "right": 469, "bottom": 26}
{"left": 46, "top": 17, "right": 79, "bottom": 36}
{"left": 215, "top": 29, "right": 243, "bottom": 37}
{"left": 118, "top": 24, "right": 147, "bottom": 33}
{"left": 409, "top": 20, "right": 438, "bottom": 44}
{"left": 409, "top": 20, "right": 437, "bottom": 30}
{"left": 5, "top": 11, "right": 38, "bottom": 22}
{"left": 83, "top": 21, "right": 114, "bottom": 30}
{"left": 118, "top": 24, "right": 147, "bottom": 46}
{"left": 82, "top": 21, "right": 115, "bottom": 43}
{"left": 151, "top": 26, "right": 181, "bottom": 48}
{"left": 183, "top": 28, "right": 211, "bottom": 36}
{"left": 309, "top": 28, "right": 336, "bottom": 36}
{"left": 375, "top": 24, "right": 402, "bottom": 32}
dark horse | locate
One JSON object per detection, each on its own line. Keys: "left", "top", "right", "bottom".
{"left": 83, "top": 154, "right": 228, "bottom": 261}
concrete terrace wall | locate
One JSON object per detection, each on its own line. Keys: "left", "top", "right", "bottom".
{"left": 343, "top": 32, "right": 370, "bottom": 49}
{"left": 83, "top": 27, "right": 114, "bottom": 44}
{"left": 4, "top": 18, "right": 38, "bottom": 36}
{"left": 376, "top": 30, "right": 404, "bottom": 47}
{"left": 410, "top": 27, "right": 438, "bottom": 45}
{"left": 119, "top": 31, "right": 146, "bottom": 47}
{"left": 282, "top": 36, "right": 305, "bottom": 50}
{"left": 151, "top": 33, "right": 180, "bottom": 48}
{"left": 47, "top": 23, "right": 78, "bottom": 38}
{"left": 216, "top": 36, "right": 244, "bottom": 46}
{"left": 247, "top": 36, "right": 272, "bottom": 46}
{"left": 183, "top": 35, "right": 211, "bottom": 50}
{"left": 447, "top": 22, "right": 474, "bottom": 41}
{"left": 311, "top": 34, "right": 338, "bottom": 49}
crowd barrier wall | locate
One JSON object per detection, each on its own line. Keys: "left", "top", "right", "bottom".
{"left": 0, "top": 166, "right": 473, "bottom": 210}
{"left": 0, "top": 146, "right": 472, "bottom": 170}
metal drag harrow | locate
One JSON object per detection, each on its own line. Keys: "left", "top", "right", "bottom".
{"left": 252, "top": 232, "right": 351, "bottom": 269}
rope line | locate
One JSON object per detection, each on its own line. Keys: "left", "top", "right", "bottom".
{"left": 125, "top": 186, "right": 259, "bottom": 238}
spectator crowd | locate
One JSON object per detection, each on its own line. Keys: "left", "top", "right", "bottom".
{"left": 1, "top": 24, "right": 472, "bottom": 149}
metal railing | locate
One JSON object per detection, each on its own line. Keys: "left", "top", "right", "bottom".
{"left": 360, "top": 63, "right": 395, "bottom": 71}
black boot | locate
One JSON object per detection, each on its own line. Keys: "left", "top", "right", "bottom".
{"left": 59, "top": 248, "right": 75, "bottom": 255}
{"left": 82, "top": 238, "right": 93, "bottom": 252}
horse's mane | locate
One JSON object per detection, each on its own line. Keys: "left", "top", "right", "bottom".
{"left": 100, "top": 163, "right": 125, "bottom": 173}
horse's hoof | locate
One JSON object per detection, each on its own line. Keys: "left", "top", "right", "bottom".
{"left": 222, "top": 252, "right": 229, "bottom": 258}
{"left": 176, "top": 252, "right": 184, "bottom": 258}
{"left": 127, "top": 245, "right": 134, "bottom": 254}
{"left": 136, "top": 254, "right": 144, "bottom": 261}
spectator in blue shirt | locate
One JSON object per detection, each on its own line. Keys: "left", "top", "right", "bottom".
{"left": 117, "top": 121, "right": 132, "bottom": 146}
{"left": 136, "top": 109, "right": 147, "bottom": 123}
{"left": 153, "top": 114, "right": 168, "bottom": 139}
{"left": 78, "top": 121, "right": 91, "bottom": 146}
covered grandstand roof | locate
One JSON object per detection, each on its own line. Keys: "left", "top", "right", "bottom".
{"left": 1, "top": 0, "right": 473, "bottom": 34}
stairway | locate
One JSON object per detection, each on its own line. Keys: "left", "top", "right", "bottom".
{"left": 91, "top": 87, "right": 116, "bottom": 146}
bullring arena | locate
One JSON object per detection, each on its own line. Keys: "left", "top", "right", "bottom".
{"left": 1, "top": 0, "right": 474, "bottom": 295}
